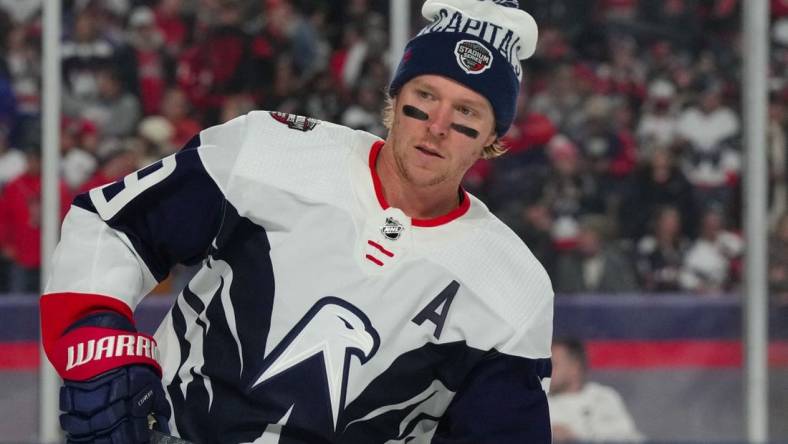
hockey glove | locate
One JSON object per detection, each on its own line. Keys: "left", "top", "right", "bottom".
{"left": 60, "top": 364, "right": 171, "bottom": 443}
{"left": 42, "top": 306, "right": 170, "bottom": 444}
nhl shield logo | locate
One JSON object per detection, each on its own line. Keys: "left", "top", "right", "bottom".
{"left": 380, "top": 217, "right": 404, "bottom": 241}
{"left": 454, "top": 40, "right": 493, "bottom": 75}
{"left": 269, "top": 111, "right": 320, "bottom": 132}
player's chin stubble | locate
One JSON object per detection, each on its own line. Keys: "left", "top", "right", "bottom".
{"left": 390, "top": 121, "right": 449, "bottom": 188}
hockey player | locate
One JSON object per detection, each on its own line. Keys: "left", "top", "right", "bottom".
{"left": 41, "top": 1, "right": 554, "bottom": 442}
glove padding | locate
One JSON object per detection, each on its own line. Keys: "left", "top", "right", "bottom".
{"left": 60, "top": 364, "right": 171, "bottom": 444}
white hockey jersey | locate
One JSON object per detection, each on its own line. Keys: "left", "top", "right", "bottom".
{"left": 46, "top": 111, "right": 554, "bottom": 443}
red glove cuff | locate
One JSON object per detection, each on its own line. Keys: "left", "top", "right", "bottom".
{"left": 51, "top": 326, "right": 162, "bottom": 381}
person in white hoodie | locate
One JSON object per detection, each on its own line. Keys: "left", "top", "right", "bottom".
{"left": 549, "top": 338, "right": 644, "bottom": 443}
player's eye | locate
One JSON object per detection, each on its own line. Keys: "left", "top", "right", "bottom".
{"left": 457, "top": 106, "right": 475, "bottom": 117}
{"left": 417, "top": 90, "right": 434, "bottom": 100}
{"left": 338, "top": 316, "right": 353, "bottom": 329}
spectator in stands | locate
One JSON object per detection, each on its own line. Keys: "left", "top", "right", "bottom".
{"left": 0, "top": 126, "right": 25, "bottom": 187}
{"left": 77, "top": 138, "right": 140, "bottom": 194}
{"left": 154, "top": 0, "right": 188, "bottom": 58}
{"left": 509, "top": 198, "right": 558, "bottom": 279}
{"left": 530, "top": 63, "right": 586, "bottom": 138}
{"left": 540, "top": 134, "right": 605, "bottom": 251}
{"left": 4, "top": 23, "right": 40, "bottom": 127}
{"left": 341, "top": 81, "right": 386, "bottom": 137}
{"left": 501, "top": 89, "right": 556, "bottom": 167}
{"left": 577, "top": 95, "right": 637, "bottom": 207}
{"left": 0, "top": 146, "right": 70, "bottom": 292}
{"left": 676, "top": 83, "right": 741, "bottom": 209}
{"left": 301, "top": 71, "right": 342, "bottom": 122}
{"left": 485, "top": 91, "right": 554, "bottom": 211}
{"left": 159, "top": 87, "right": 201, "bottom": 149}
{"left": 769, "top": 213, "right": 788, "bottom": 304}
{"left": 137, "top": 115, "right": 176, "bottom": 161}
{"left": 554, "top": 215, "right": 638, "bottom": 294}
{"left": 260, "top": 55, "right": 300, "bottom": 114}
{"left": 61, "top": 8, "right": 115, "bottom": 103}
{"left": 219, "top": 93, "right": 256, "bottom": 124}
{"left": 329, "top": 24, "right": 369, "bottom": 92}
{"left": 620, "top": 147, "right": 697, "bottom": 240}
{"left": 768, "top": 92, "right": 787, "bottom": 227}
{"left": 176, "top": 0, "right": 258, "bottom": 123}
{"left": 549, "top": 337, "right": 644, "bottom": 443}
{"left": 73, "top": 67, "right": 142, "bottom": 138}
{"left": 60, "top": 116, "right": 98, "bottom": 191}
{"left": 0, "top": 70, "right": 17, "bottom": 146}
{"left": 635, "top": 205, "right": 690, "bottom": 292}
{"left": 636, "top": 79, "right": 680, "bottom": 157}
{"left": 679, "top": 205, "right": 743, "bottom": 294}
{"left": 116, "top": 6, "right": 167, "bottom": 116}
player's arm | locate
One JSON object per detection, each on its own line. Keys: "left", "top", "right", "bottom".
{"left": 41, "top": 114, "right": 248, "bottom": 443}
{"left": 432, "top": 293, "right": 554, "bottom": 443}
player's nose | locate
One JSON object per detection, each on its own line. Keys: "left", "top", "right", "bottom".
{"left": 427, "top": 104, "right": 452, "bottom": 138}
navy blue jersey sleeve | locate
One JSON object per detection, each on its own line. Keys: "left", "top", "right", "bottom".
{"left": 72, "top": 143, "right": 225, "bottom": 282}
{"left": 432, "top": 353, "right": 552, "bottom": 444}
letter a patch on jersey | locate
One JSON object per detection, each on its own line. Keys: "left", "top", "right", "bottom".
{"left": 269, "top": 112, "right": 320, "bottom": 132}
{"left": 411, "top": 280, "right": 459, "bottom": 340}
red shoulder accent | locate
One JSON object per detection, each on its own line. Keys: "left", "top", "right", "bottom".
{"left": 40, "top": 292, "right": 134, "bottom": 367}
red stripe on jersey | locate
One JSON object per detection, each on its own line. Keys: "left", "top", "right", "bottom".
{"left": 367, "top": 240, "right": 394, "bottom": 257}
{"left": 369, "top": 141, "right": 390, "bottom": 209}
{"left": 365, "top": 254, "right": 384, "bottom": 266}
{"left": 367, "top": 141, "right": 471, "bottom": 227}
{"left": 412, "top": 190, "right": 471, "bottom": 227}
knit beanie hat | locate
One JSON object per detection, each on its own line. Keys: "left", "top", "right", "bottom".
{"left": 389, "top": 0, "right": 538, "bottom": 136}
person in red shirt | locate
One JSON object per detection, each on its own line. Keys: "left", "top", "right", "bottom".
{"left": 78, "top": 140, "right": 141, "bottom": 194}
{"left": 0, "top": 147, "right": 70, "bottom": 292}
{"left": 160, "top": 88, "right": 202, "bottom": 149}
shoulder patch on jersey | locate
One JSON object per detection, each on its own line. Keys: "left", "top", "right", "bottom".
{"left": 269, "top": 111, "right": 320, "bottom": 132}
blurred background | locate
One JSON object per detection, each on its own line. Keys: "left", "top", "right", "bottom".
{"left": 0, "top": 0, "right": 786, "bottom": 442}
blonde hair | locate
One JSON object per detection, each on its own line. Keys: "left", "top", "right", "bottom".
{"left": 381, "top": 96, "right": 508, "bottom": 159}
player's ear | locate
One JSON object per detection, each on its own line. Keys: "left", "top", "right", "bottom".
{"left": 482, "top": 131, "right": 496, "bottom": 149}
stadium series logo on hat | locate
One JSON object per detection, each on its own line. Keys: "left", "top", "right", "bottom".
{"left": 454, "top": 40, "right": 493, "bottom": 75}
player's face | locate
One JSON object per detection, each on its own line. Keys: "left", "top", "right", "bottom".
{"left": 388, "top": 75, "right": 497, "bottom": 188}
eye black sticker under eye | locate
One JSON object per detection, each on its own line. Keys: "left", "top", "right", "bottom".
{"left": 403, "top": 104, "right": 480, "bottom": 139}
{"left": 450, "top": 123, "right": 479, "bottom": 139}
{"left": 403, "top": 104, "right": 429, "bottom": 121}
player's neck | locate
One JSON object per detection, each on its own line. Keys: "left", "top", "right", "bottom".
{"left": 375, "top": 144, "right": 461, "bottom": 221}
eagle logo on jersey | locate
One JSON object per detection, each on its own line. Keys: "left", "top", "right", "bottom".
{"left": 250, "top": 297, "right": 380, "bottom": 431}
{"left": 269, "top": 111, "right": 320, "bottom": 131}
{"left": 380, "top": 217, "right": 404, "bottom": 241}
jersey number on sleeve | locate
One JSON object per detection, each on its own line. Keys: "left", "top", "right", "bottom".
{"left": 90, "top": 156, "right": 177, "bottom": 220}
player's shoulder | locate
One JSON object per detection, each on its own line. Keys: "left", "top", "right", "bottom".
{"left": 242, "top": 110, "right": 357, "bottom": 148}
{"left": 436, "top": 198, "right": 554, "bottom": 326}
{"left": 475, "top": 202, "right": 552, "bottom": 292}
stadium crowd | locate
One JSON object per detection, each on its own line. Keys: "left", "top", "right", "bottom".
{"left": 0, "top": 0, "right": 786, "bottom": 299}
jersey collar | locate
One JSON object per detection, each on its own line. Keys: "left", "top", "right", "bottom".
{"left": 368, "top": 141, "right": 471, "bottom": 228}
